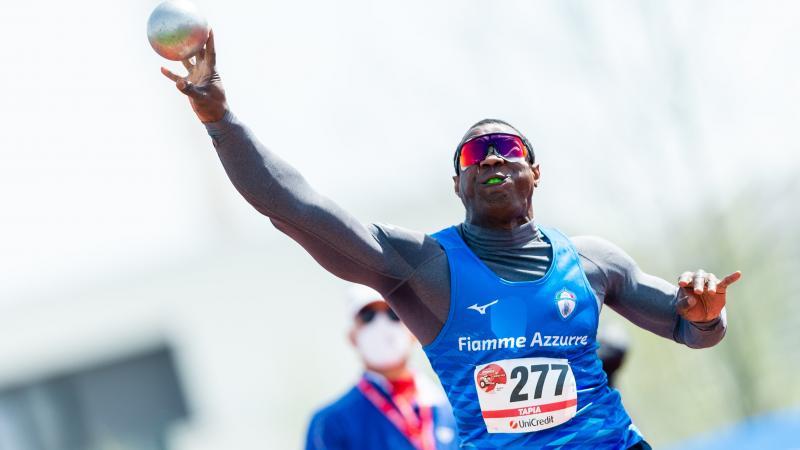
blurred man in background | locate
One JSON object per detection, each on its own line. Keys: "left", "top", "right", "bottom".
{"left": 305, "top": 285, "right": 458, "bottom": 450}
{"left": 597, "top": 323, "right": 630, "bottom": 389}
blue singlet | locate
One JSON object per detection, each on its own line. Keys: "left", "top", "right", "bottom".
{"left": 423, "top": 225, "right": 644, "bottom": 449}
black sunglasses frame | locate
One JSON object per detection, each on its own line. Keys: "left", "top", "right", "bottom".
{"left": 357, "top": 307, "right": 400, "bottom": 324}
{"left": 453, "top": 132, "right": 535, "bottom": 174}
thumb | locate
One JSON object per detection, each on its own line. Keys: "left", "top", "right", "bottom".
{"left": 176, "top": 79, "right": 203, "bottom": 99}
{"left": 676, "top": 291, "right": 697, "bottom": 314}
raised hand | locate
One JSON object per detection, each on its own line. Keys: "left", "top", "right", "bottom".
{"left": 676, "top": 269, "right": 742, "bottom": 322}
{"left": 160, "top": 29, "right": 228, "bottom": 123}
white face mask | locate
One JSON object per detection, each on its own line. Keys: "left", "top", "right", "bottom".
{"left": 355, "top": 313, "right": 413, "bottom": 370}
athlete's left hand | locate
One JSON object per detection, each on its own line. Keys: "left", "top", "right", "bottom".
{"left": 676, "top": 270, "right": 742, "bottom": 322}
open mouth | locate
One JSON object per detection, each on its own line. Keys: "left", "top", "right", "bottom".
{"left": 483, "top": 175, "right": 510, "bottom": 186}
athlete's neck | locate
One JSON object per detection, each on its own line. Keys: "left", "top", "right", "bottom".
{"left": 465, "top": 211, "right": 534, "bottom": 231}
{"left": 461, "top": 219, "right": 542, "bottom": 248}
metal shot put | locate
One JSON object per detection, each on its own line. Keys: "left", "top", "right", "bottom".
{"left": 147, "top": 0, "right": 209, "bottom": 61}
{"left": 156, "top": 26, "right": 742, "bottom": 450}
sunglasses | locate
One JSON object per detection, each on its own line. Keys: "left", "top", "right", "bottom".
{"left": 357, "top": 307, "right": 400, "bottom": 324}
{"left": 455, "top": 133, "right": 530, "bottom": 173}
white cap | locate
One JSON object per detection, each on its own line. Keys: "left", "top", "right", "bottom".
{"left": 347, "top": 284, "right": 386, "bottom": 318}
{"left": 597, "top": 322, "right": 629, "bottom": 350}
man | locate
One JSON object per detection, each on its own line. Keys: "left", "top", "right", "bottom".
{"left": 305, "top": 285, "right": 458, "bottom": 450}
{"left": 161, "top": 31, "right": 742, "bottom": 449}
{"left": 597, "top": 323, "right": 630, "bottom": 389}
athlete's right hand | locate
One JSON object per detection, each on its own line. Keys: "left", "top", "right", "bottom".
{"left": 160, "top": 29, "right": 228, "bottom": 123}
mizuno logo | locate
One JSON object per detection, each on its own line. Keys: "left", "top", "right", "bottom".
{"left": 468, "top": 300, "right": 499, "bottom": 315}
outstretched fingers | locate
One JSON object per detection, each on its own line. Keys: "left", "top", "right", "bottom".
{"left": 176, "top": 78, "right": 192, "bottom": 95}
{"left": 175, "top": 78, "right": 206, "bottom": 100}
{"left": 678, "top": 271, "right": 694, "bottom": 288}
{"left": 717, "top": 271, "right": 742, "bottom": 292}
{"left": 678, "top": 269, "right": 742, "bottom": 294}
{"left": 206, "top": 29, "right": 216, "bottom": 66}
{"left": 161, "top": 66, "right": 182, "bottom": 82}
{"left": 692, "top": 270, "right": 707, "bottom": 295}
{"left": 160, "top": 66, "right": 203, "bottom": 98}
{"left": 707, "top": 273, "right": 719, "bottom": 293}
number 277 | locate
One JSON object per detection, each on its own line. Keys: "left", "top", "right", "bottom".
{"left": 509, "top": 364, "right": 569, "bottom": 402}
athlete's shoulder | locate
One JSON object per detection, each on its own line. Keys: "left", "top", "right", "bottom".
{"left": 371, "top": 222, "right": 427, "bottom": 243}
{"left": 571, "top": 235, "right": 629, "bottom": 258}
{"left": 571, "top": 235, "right": 638, "bottom": 280}
{"left": 371, "top": 222, "right": 447, "bottom": 260}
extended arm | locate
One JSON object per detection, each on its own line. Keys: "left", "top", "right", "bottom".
{"left": 159, "top": 31, "right": 409, "bottom": 290}
{"left": 159, "top": 31, "right": 446, "bottom": 335}
{"left": 575, "top": 236, "right": 731, "bottom": 349}
{"left": 205, "top": 113, "right": 407, "bottom": 290}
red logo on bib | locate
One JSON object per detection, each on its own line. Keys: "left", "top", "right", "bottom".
{"left": 476, "top": 364, "right": 507, "bottom": 392}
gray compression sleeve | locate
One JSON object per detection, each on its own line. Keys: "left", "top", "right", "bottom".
{"left": 574, "top": 236, "right": 727, "bottom": 349}
{"left": 204, "top": 112, "right": 405, "bottom": 288}
{"left": 203, "top": 112, "right": 450, "bottom": 344}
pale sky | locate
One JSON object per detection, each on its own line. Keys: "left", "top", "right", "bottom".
{"left": 1, "top": 0, "right": 798, "bottom": 303}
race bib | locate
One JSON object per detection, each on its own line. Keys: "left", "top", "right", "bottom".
{"left": 474, "top": 357, "right": 577, "bottom": 433}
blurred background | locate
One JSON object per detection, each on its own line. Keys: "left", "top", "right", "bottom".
{"left": 1, "top": 0, "right": 798, "bottom": 448}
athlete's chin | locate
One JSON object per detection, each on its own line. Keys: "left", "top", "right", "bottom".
{"left": 472, "top": 201, "right": 527, "bottom": 223}
{"left": 478, "top": 189, "right": 513, "bottom": 204}
{"left": 477, "top": 192, "right": 525, "bottom": 210}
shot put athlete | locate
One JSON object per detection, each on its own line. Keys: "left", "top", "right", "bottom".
{"left": 161, "top": 31, "right": 742, "bottom": 449}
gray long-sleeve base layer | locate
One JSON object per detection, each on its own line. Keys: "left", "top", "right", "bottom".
{"left": 205, "top": 112, "right": 726, "bottom": 347}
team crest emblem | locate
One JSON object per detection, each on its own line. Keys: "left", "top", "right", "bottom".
{"left": 555, "top": 289, "right": 577, "bottom": 319}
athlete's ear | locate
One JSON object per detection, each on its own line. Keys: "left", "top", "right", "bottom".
{"left": 531, "top": 163, "right": 541, "bottom": 188}
{"left": 453, "top": 174, "right": 461, "bottom": 197}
